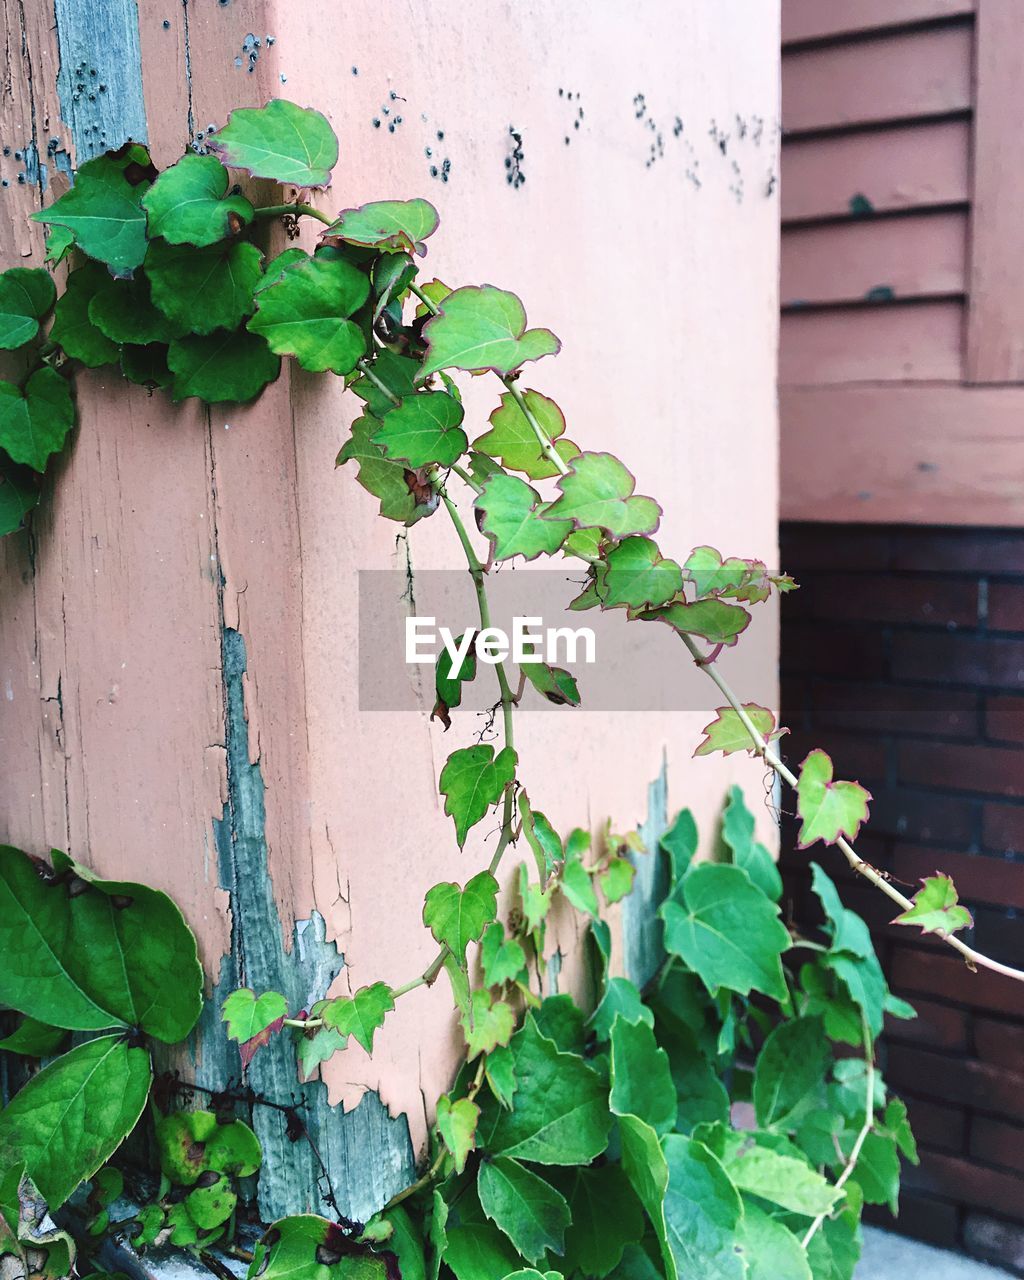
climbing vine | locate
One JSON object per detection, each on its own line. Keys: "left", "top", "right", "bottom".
{"left": 0, "top": 98, "right": 1019, "bottom": 1280}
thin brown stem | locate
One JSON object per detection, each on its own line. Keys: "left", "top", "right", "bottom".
{"left": 252, "top": 202, "right": 334, "bottom": 227}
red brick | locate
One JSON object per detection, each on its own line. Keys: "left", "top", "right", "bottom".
{"left": 901, "top": 1094, "right": 967, "bottom": 1153}
{"left": 898, "top": 741, "right": 1024, "bottom": 798}
{"left": 893, "top": 845, "right": 1024, "bottom": 910}
{"left": 890, "top": 529, "right": 1024, "bottom": 574}
{"left": 983, "top": 803, "right": 1024, "bottom": 854}
{"left": 971, "top": 1117, "right": 1024, "bottom": 1174}
{"left": 885, "top": 998, "right": 969, "bottom": 1051}
{"left": 892, "top": 632, "right": 1024, "bottom": 688}
{"left": 782, "top": 622, "right": 888, "bottom": 680}
{"left": 814, "top": 681, "right": 977, "bottom": 738}
{"left": 989, "top": 584, "right": 1024, "bottom": 633}
{"left": 876, "top": 1192, "right": 960, "bottom": 1248}
{"left": 886, "top": 1045, "right": 1024, "bottom": 1120}
{"left": 902, "top": 1151, "right": 1024, "bottom": 1220}
{"left": 987, "top": 695, "right": 1024, "bottom": 745}
{"left": 891, "top": 948, "right": 1024, "bottom": 1017}
{"left": 971, "top": 906, "right": 1024, "bottom": 970}
{"left": 975, "top": 1017, "right": 1024, "bottom": 1071}
{"left": 964, "top": 1213, "right": 1024, "bottom": 1272}
{"left": 788, "top": 574, "right": 979, "bottom": 628}
{"left": 780, "top": 525, "right": 893, "bottom": 572}
{"left": 869, "top": 788, "right": 976, "bottom": 845}
{"left": 783, "top": 730, "right": 888, "bottom": 785}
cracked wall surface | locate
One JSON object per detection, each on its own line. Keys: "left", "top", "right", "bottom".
{"left": 0, "top": 0, "right": 781, "bottom": 1223}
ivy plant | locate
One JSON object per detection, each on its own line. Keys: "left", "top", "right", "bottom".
{"left": 0, "top": 94, "right": 1018, "bottom": 1280}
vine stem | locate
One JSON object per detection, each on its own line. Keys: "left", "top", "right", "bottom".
{"left": 801, "top": 1018, "right": 875, "bottom": 1249}
{"left": 679, "top": 633, "right": 1024, "bottom": 983}
{"left": 253, "top": 202, "right": 335, "bottom": 227}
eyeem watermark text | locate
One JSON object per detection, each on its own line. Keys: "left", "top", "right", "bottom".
{"left": 406, "top": 617, "right": 596, "bottom": 677}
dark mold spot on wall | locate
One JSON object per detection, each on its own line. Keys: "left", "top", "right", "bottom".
{"left": 505, "top": 125, "right": 525, "bottom": 190}
{"left": 235, "top": 33, "right": 261, "bottom": 73}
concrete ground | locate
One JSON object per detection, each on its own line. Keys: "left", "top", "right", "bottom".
{"left": 859, "top": 1228, "right": 1017, "bottom": 1279}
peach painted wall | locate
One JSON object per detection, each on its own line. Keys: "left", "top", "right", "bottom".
{"left": 0, "top": 0, "right": 780, "bottom": 1220}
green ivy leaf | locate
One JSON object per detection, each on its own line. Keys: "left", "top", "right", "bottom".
{"left": 147, "top": 238, "right": 263, "bottom": 335}
{"left": 600, "top": 856, "right": 635, "bottom": 905}
{"left": 893, "top": 874, "right": 973, "bottom": 935}
{"left": 142, "top": 153, "right": 254, "bottom": 247}
{"left": 842, "top": 1130, "right": 901, "bottom": 1213}
{"left": 248, "top": 250, "right": 369, "bottom": 373}
{"left": 433, "top": 632, "right": 477, "bottom": 729}
{"left": 480, "top": 922, "right": 527, "bottom": 988}
{"left": 0, "top": 369, "right": 74, "bottom": 472}
{"left": 168, "top": 329, "right": 280, "bottom": 403}
{"left": 797, "top": 750, "right": 871, "bottom": 848}
{"left": 810, "top": 865, "right": 890, "bottom": 1038}
{"left": 439, "top": 744, "right": 517, "bottom": 847}
{"left": 210, "top": 99, "right": 339, "bottom": 187}
{"left": 659, "top": 808, "right": 698, "bottom": 884}
{"left": 660, "top": 863, "right": 789, "bottom": 1001}
{"left": 753, "top": 1016, "right": 830, "bottom": 1130}
{"left": 221, "top": 988, "right": 288, "bottom": 1044}
{"left": 441, "top": 1182, "right": 522, "bottom": 1280}
{"left": 436, "top": 1095, "right": 479, "bottom": 1174}
{"left": 557, "top": 1166, "right": 645, "bottom": 1280}
{"left": 351, "top": 349, "right": 421, "bottom": 416}
{"left": 694, "top": 705, "right": 781, "bottom": 757}
{"left": 589, "top": 976, "right": 653, "bottom": 1042}
{"left": 520, "top": 795, "right": 562, "bottom": 879}
{"left": 371, "top": 391, "right": 467, "bottom": 467}
{"left": 720, "top": 785, "right": 782, "bottom": 902}
{"left": 49, "top": 264, "right": 120, "bottom": 368}
{"left": 473, "top": 390, "right": 578, "bottom": 479}
{"left": 478, "top": 1016, "right": 611, "bottom": 1164}
{"left": 327, "top": 199, "right": 439, "bottom": 255}
{"left": 601, "top": 537, "right": 683, "bottom": 611}
{"left": 805, "top": 1203, "right": 861, "bottom": 1280}
{"left": 461, "top": 989, "right": 516, "bottom": 1060}
{"left": 544, "top": 453, "right": 660, "bottom": 538}
{"left": 476, "top": 473, "right": 572, "bottom": 561}
{"left": 738, "top": 1203, "right": 812, "bottom": 1280}
{"left": 420, "top": 286, "right": 560, "bottom": 377}
{"left": 156, "top": 1111, "right": 261, "bottom": 1186}
{"left": 0, "top": 1035, "right": 151, "bottom": 1208}
{"left": 519, "top": 660, "right": 580, "bottom": 707}
{"left": 640, "top": 598, "right": 750, "bottom": 646}
{"left": 185, "top": 1173, "right": 237, "bottom": 1230}
{"left": 32, "top": 147, "right": 153, "bottom": 274}
{"left": 684, "top": 546, "right": 752, "bottom": 599}
{"left": 45, "top": 227, "right": 74, "bottom": 265}
{"left": 295, "top": 1003, "right": 349, "bottom": 1080}
{"left": 120, "top": 343, "right": 173, "bottom": 389}
{"left": 662, "top": 1135, "right": 744, "bottom": 1280}
{"left": 321, "top": 982, "right": 395, "bottom": 1054}
{"left": 560, "top": 828, "right": 598, "bottom": 917}
{"left": 719, "top": 1134, "right": 840, "bottom": 1216}
{"left": 0, "top": 268, "right": 55, "bottom": 350}
{"left": 338, "top": 413, "right": 438, "bottom": 524}
{"left": 609, "top": 1015, "right": 676, "bottom": 1136}
{"left": 485, "top": 1045, "right": 517, "bottom": 1110}
{"left": 89, "top": 273, "right": 184, "bottom": 345}
{"left": 423, "top": 871, "right": 499, "bottom": 963}
{"left": 532, "top": 995, "right": 586, "bottom": 1055}
{"left": 0, "top": 462, "right": 40, "bottom": 536}
{"left": 477, "top": 1156, "right": 570, "bottom": 1263}
{"left": 615, "top": 1116, "right": 673, "bottom": 1279}
{"left": 0, "top": 1017, "right": 68, "bottom": 1058}
{"left": 518, "top": 863, "right": 552, "bottom": 936}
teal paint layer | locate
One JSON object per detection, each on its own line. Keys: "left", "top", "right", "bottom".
{"left": 621, "top": 754, "right": 671, "bottom": 987}
{"left": 53, "top": 0, "right": 148, "bottom": 160}
{"left": 199, "top": 627, "right": 414, "bottom": 1224}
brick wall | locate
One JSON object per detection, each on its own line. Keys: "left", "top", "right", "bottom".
{"left": 779, "top": 523, "right": 1024, "bottom": 1272}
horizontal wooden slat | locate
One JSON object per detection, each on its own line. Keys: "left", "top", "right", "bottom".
{"left": 782, "top": 120, "right": 970, "bottom": 221}
{"left": 783, "top": 0, "right": 975, "bottom": 45}
{"left": 783, "top": 26, "right": 972, "bottom": 132}
{"left": 782, "top": 212, "right": 967, "bottom": 305}
{"left": 781, "top": 301, "right": 963, "bottom": 384}
{"left": 781, "top": 384, "right": 1024, "bottom": 524}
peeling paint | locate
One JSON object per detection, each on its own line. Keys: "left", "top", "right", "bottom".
{"left": 621, "top": 755, "right": 670, "bottom": 987}
{"left": 53, "top": 0, "right": 148, "bottom": 160}
{"left": 195, "top": 626, "right": 414, "bottom": 1224}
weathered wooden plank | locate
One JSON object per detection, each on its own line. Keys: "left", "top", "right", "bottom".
{"left": 783, "top": 0, "right": 975, "bottom": 45}
{"left": 965, "top": 0, "right": 1024, "bottom": 382}
{"left": 781, "top": 120, "right": 970, "bottom": 222}
{"left": 782, "top": 212, "right": 967, "bottom": 305}
{"left": 783, "top": 26, "right": 973, "bottom": 132}
{"left": 781, "top": 384, "right": 1024, "bottom": 524}
{"left": 781, "top": 301, "right": 964, "bottom": 384}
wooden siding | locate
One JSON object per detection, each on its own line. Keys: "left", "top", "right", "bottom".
{"left": 780, "top": 0, "right": 1024, "bottom": 525}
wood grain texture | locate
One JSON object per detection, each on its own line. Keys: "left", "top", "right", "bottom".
{"left": 783, "top": 26, "right": 973, "bottom": 132}
{"left": 781, "top": 384, "right": 1024, "bottom": 524}
{"left": 782, "top": 120, "right": 970, "bottom": 222}
{"left": 782, "top": 212, "right": 967, "bottom": 305}
{"left": 783, "top": 0, "right": 975, "bottom": 45}
{"left": 781, "top": 301, "right": 964, "bottom": 384}
{"left": 966, "top": 0, "right": 1024, "bottom": 382}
